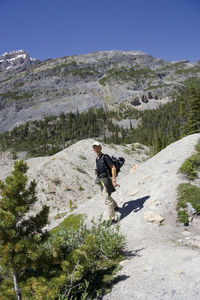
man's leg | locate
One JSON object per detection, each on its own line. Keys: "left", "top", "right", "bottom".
{"left": 101, "top": 182, "right": 117, "bottom": 219}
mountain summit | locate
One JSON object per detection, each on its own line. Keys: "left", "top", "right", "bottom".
{"left": 0, "top": 50, "right": 40, "bottom": 72}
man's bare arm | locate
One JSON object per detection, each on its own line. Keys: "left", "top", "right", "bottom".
{"left": 111, "top": 165, "right": 118, "bottom": 187}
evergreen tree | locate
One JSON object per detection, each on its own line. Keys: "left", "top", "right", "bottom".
{"left": 153, "top": 129, "right": 162, "bottom": 154}
{"left": 0, "top": 160, "right": 49, "bottom": 300}
{"left": 186, "top": 85, "right": 200, "bottom": 134}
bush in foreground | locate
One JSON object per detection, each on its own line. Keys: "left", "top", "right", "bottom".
{"left": 0, "top": 211, "right": 125, "bottom": 299}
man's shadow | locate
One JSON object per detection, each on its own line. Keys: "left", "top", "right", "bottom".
{"left": 118, "top": 195, "right": 150, "bottom": 221}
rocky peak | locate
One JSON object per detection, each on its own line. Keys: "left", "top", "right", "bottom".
{"left": 0, "top": 50, "right": 40, "bottom": 72}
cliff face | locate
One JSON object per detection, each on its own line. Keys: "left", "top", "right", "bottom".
{"left": 0, "top": 50, "right": 200, "bottom": 132}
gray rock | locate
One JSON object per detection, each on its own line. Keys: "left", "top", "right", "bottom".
{"left": 0, "top": 50, "right": 39, "bottom": 72}
{"left": 186, "top": 202, "right": 196, "bottom": 216}
{"left": 144, "top": 210, "right": 164, "bottom": 224}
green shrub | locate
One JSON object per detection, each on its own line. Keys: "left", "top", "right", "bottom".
{"left": 123, "top": 148, "right": 132, "bottom": 155}
{"left": 0, "top": 91, "right": 32, "bottom": 100}
{"left": 98, "top": 66, "right": 156, "bottom": 85}
{"left": 178, "top": 153, "right": 200, "bottom": 180}
{"left": 13, "top": 82, "right": 25, "bottom": 89}
{"left": 71, "top": 68, "right": 96, "bottom": 78}
{"left": 78, "top": 185, "right": 84, "bottom": 191}
{"left": 131, "top": 144, "right": 136, "bottom": 152}
{"left": 99, "top": 77, "right": 106, "bottom": 86}
{"left": 0, "top": 214, "right": 125, "bottom": 299}
{"left": 177, "top": 210, "right": 189, "bottom": 225}
{"left": 195, "top": 139, "right": 200, "bottom": 153}
{"left": 68, "top": 199, "right": 77, "bottom": 212}
{"left": 177, "top": 183, "right": 200, "bottom": 225}
{"left": 50, "top": 214, "right": 83, "bottom": 235}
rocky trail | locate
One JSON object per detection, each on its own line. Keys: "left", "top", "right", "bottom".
{"left": 73, "top": 134, "right": 200, "bottom": 300}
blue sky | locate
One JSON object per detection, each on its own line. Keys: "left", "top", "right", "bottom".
{"left": 1, "top": 0, "right": 200, "bottom": 62}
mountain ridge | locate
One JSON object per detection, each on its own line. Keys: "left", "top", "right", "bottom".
{"left": 0, "top": 49, "right": 200, "bottom": 133}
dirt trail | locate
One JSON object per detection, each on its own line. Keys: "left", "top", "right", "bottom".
{"left": 74, "top": 134, "right": 200, "bottom": 300}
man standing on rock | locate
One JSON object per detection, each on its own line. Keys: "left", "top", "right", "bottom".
{"left": 92, "top": 141, "right": 119, "bottom": 223}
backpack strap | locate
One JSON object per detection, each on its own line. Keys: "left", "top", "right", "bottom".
{"left": 102, "top": 154, "right": 112, "bottom": 177}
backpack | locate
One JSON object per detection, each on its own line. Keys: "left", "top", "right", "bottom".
{"left": 103, "top": 154, "right": 125, "bottom": 177}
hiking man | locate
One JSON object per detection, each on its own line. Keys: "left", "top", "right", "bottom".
{"left": 92, "top": 141, "right": 119, "bottom": 223}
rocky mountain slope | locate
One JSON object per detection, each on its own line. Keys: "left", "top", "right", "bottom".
{"left": 0, "top": 50, "right": 200, "bottom": 133}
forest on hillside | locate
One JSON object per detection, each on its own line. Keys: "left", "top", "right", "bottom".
{"left": 0, "top": 78, "right": 200, "bottom": 157}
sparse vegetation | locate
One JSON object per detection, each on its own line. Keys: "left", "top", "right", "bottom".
{"left": 54, "top": 212, "right": 67, "bottom": 220}
{"left": 178, "top": 153, "right": 200, "bottom": 180}
{"left": 145, "top": 82, "right": 174, "bottom": 91}
{"left": 123, "top": 148, "right": 132, "bottom": 155}
{"left": 99, "top": 66, "right": 156, "bottom": 85}
{"left": 75, "top": 166, "right": 87, "bottom": 174}
{"left": 135, "top": 143, "right": 145, "bottom": 150}
{"left": 52, "top": 177, "right": 62, "bottom": 185}
{"left": 0, "top": 76, "right": 13, "bottom": 83}
{"left": 79, "top": 154, "right": 87, "bottom": 160}
{"left": 178, "top": 139, "right": 200, "bottom": 180}
{"left": 177, "top": 209, "right": 189, "bottom": 225}
{"left": 69, "top": 199, "right": 77, "bottom": 211}
{"left": 49, "top": 61, "right": 100, "bottom": 79}
{"left": 175, "top": 66, "right": 200, "bottom": 75}
{"left": 0, "top": 90, "right": 32, "bottom": 100}
{"left": 177, "top": 183, "right": 200, "bottom": 225}
{"left": 177, "top": 139, "right": 200, "bottom": 225}
{"left": 78, "top": 185, "right": 84, "bottom": 191}
{"left": 157, "top": 61, "right": 188, "bottom": 72}
{"left": 65, "top": 185, "right": 72, "bottom": 191}
{"left": 13, "top": 82, "right": 25, "bottom": 89}
{"left": 182, "top": 77, "right": 200, "bottom": 90}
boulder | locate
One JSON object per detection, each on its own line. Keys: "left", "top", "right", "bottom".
{"left": 144, "top": 210, "right": 164, "bottom": 225}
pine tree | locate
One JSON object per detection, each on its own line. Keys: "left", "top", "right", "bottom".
{"left": 186, "top": 85, "right": 200, "bottom": 134}
{"left": 0, "top": 160, "right": 49, "bottom": 299}
{"left": 153, "top": 129, "right": 162, "bottom": 154}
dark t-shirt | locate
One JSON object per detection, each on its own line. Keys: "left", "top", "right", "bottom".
{"left": 96, "top": 153, "right": 113, "bottom": 177}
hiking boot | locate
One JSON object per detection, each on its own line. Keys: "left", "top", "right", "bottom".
{"left": 111, "top": 219, "right": 118, "bottom": 225}
{"left": 114, "top": 206, "right": 120, "bottom": 212}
